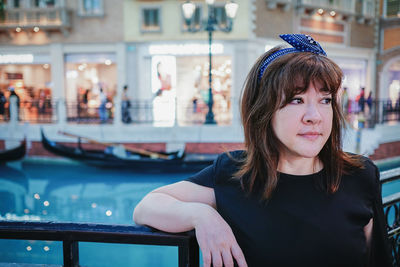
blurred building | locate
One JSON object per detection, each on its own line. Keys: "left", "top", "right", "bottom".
{"left": 0, "top": 0, "right": 399, "bottom": 158}
{"left": 377, "top": 0, "right": 400, "bottom": 103}
{"left": 0, "top": 0, "right": 124, "bottom": 121}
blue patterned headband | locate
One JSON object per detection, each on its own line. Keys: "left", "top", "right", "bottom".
{"left": 258, "top": 34, "right": 327, "bottom": 82}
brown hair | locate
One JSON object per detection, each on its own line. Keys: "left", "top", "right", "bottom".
{"left": 236, "top": 47, "right": 363, "bottom": 200}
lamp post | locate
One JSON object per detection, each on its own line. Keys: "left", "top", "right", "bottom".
{"left": 182, "top": 0, "right": 238, "bottom": 124}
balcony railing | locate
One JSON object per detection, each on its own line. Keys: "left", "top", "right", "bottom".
{"left": 0, "top": 7, "right": 70, "bottom": 33}
{"left": 0, "top": 167, "right": 398, "bottom": 266}
{"left": 298, "top": 0, "right": 356, "bottom": 14}
{"left": 296, "top": 0, "right": 375, "bottom": 18}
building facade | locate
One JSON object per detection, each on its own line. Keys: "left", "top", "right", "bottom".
{"left": 0, "top": 0, "right": 399, "bottom": 157}
{"left": 377, "top": 0, "right": 400, "bottom": 102}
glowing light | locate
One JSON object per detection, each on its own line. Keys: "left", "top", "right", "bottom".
{"left": 43, "top": 201, "right": 50, "bottom": 207}
{"left": 34, "top": 193, "right": 40, "bottom": 200}
{"left": 0, "top": 54, "right": 34, "bottom": 64}
{"left": 24, "top": 209, "right": 30, "bottom": 214}
{"left": 91, "top": 203, "right": 97, "bottom": 208}
{"left": 16, "top": 27, "right": 21, "bottom": 32}
{"left": 43, "top": 246, "right": 50, "bottom": 252}
{"left": 66, "top": 70, "right": 78, "bottom": 79}
{"left": 330, "top": 11, "right": 336, "bottom": 17}
{"left": 43, "top": 64, "right": 49, "bottom": 69}
{"left": 106, "top": 210, "right": 112, "bottom": 216}
{"left": 104, "top": 59, "right": 112, "bottom": 65}
{"left": 317, "top": 9, "right": 324, "bottom": 15}
{"left": 33, "top": 26, "right": 40, "bottom": 32}
{"left": 26, "top": 246, "right": 32, "bottom": 251}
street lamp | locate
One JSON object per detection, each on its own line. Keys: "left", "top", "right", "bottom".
{"left": 182, "top": 0, "right": 238, "bottom": 124}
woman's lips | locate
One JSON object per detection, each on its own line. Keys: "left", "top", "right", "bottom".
{"left": 298, "top": 132, "right": 322, "bottom": 141}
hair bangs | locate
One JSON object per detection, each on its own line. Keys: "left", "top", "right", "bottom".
{"left": 270, "top": 53, "right": 343, "bottom": 108}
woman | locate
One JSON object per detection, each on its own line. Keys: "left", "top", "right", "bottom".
{"left": 134, "top": 34, "right": 392, "bottom": 266}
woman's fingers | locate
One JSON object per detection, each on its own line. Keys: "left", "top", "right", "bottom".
{"left": 221, "top": 248, "right": 234, "bottom": 267}
{"left": 202, "top": 249, "right": 212, "bottom": 267}
{"left": 231, "top": 243, "right": 248, "bottom": 267}
{"left": 211, "top": 251, "right": 223, "bottom": 267}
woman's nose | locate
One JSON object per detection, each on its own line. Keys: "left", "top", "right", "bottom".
{"left": 302, "top": 103, "right": 322, "bottom": 124}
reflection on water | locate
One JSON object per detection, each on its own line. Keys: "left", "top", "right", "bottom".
{"left": 0, "top": 159, "right": 196, "bottom": 266}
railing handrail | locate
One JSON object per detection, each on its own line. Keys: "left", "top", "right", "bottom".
{"left": 380, "top": 167, "right": 400, "bottom": 184}
{"left": 0, "top": 221, "right": 199, "bottom": 267}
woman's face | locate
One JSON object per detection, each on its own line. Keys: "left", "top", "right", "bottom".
{"left": 272, "top": 80, "right": 333, "bottom": 161}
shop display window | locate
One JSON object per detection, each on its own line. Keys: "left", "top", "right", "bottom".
{"left": 0, "top": 63, "right": 53, "bottom": 123}
{"left": 149, "top": 54, "right": 232, "bottom": 126}
{"left": 64, "top": 53, "right": 116, "bottom": 124}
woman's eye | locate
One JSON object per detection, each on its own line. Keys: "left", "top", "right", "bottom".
{"left": 290, "top": 98, "right": 303, "bottom": 104}
{"left": 322, "top": 98, "right": 332, "bottom": 104}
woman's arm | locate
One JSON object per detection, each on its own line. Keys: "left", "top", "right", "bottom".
{"left": 133, "top": 181, "right": 216, "bottom": 232}
{"left": 133, "top": 181, "right": 247, "bottom": 267}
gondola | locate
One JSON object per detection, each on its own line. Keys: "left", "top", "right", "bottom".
{"left": 0, "top": 139, "right": 26, "bottom": 163}
{"left": 41, "top": 130, "right": 216, "bottom": 172}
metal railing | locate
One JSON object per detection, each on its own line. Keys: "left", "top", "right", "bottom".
{"left": 343, "top": 99, "right": 400, "bottom": 129}
{"left": 381, "top": 167, "right": 400, "bottom": 266}
{"left": 66, "top": 101, "right": 114, "bottom": 124}
{"left": 0, "top": 221, "right": 199, "bottom": 267}
{"left": 123, "top": 99, "right": 232, "bottom": 126}
{"left": 0, "top": 166, "right": 399, "bottom": 266}
{"left": 0, "top": 7, "right": 70, "bottom": 30}
{"left": 1, "top": 97, "right": 399, "bottom": 127}
{"left": 0, "top": 100, "right": 58, "bottom": 124}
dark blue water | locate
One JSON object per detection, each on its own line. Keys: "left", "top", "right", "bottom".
{"left": 0, "top": 158, "right": 399, "bottom": 266}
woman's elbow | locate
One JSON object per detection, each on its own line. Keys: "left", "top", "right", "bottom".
{"left": 133, "top": 199, "right": 146, "bottom": 225}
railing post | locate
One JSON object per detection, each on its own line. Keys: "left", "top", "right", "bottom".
{"left": 63, "top": 240, "right": 79, "bottom": 267}
{"left": 178, "top": 237, "right": 199, "bottom": 267}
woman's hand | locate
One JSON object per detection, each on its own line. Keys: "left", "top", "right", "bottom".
{"left": 193, "top": 205, "right": 248, "bottom": 267}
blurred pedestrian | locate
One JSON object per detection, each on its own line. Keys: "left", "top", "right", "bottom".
{"left": 0, "top": 91, "right": 6, "bottom": 119}
{"left": 99, "top": 88, "right": 108, "bottom": 123}
{"left": 366, "top": 91, "right": 373, "bottom": 114}
{"left": 341, "top": 87, "right": 349, "bottom": 115}
{"left": 122, "top": 85, "right": 132, "bottom": 123}
{"left": 8, "top": 87, "right": 20, "bottom": 120}
{"left": 357, "top": 87, "right": 365, "bottom": 114}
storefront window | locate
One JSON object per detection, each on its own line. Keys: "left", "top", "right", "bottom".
{"left": 0, "top": 62, "right": 52, "bottom": 122}
{"left": 388, "top": 60, "right": 400, "bottom": 104}
{"left": 176, "top": 55, "right": 232, "bottom": 125}
{"left": 335, "top": 58, "right": 367, "bottom": 113}
{"left": 151, "top": 56, "right": 176, "bottom": 127}
{"left": 65, "top": 53, "right": 116, "bottom": 123}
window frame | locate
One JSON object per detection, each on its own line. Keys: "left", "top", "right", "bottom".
{"left": 212, "top": 3, "right": 228, "bottom": 29}
{"left": 140, "top": 5, "right": 162, "bottom": 33}
{"left": 385, "top": 0, "right": 400, "bottom": 18}
{"left": 78, "top": 0, "right": 105, "bottom": 18}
